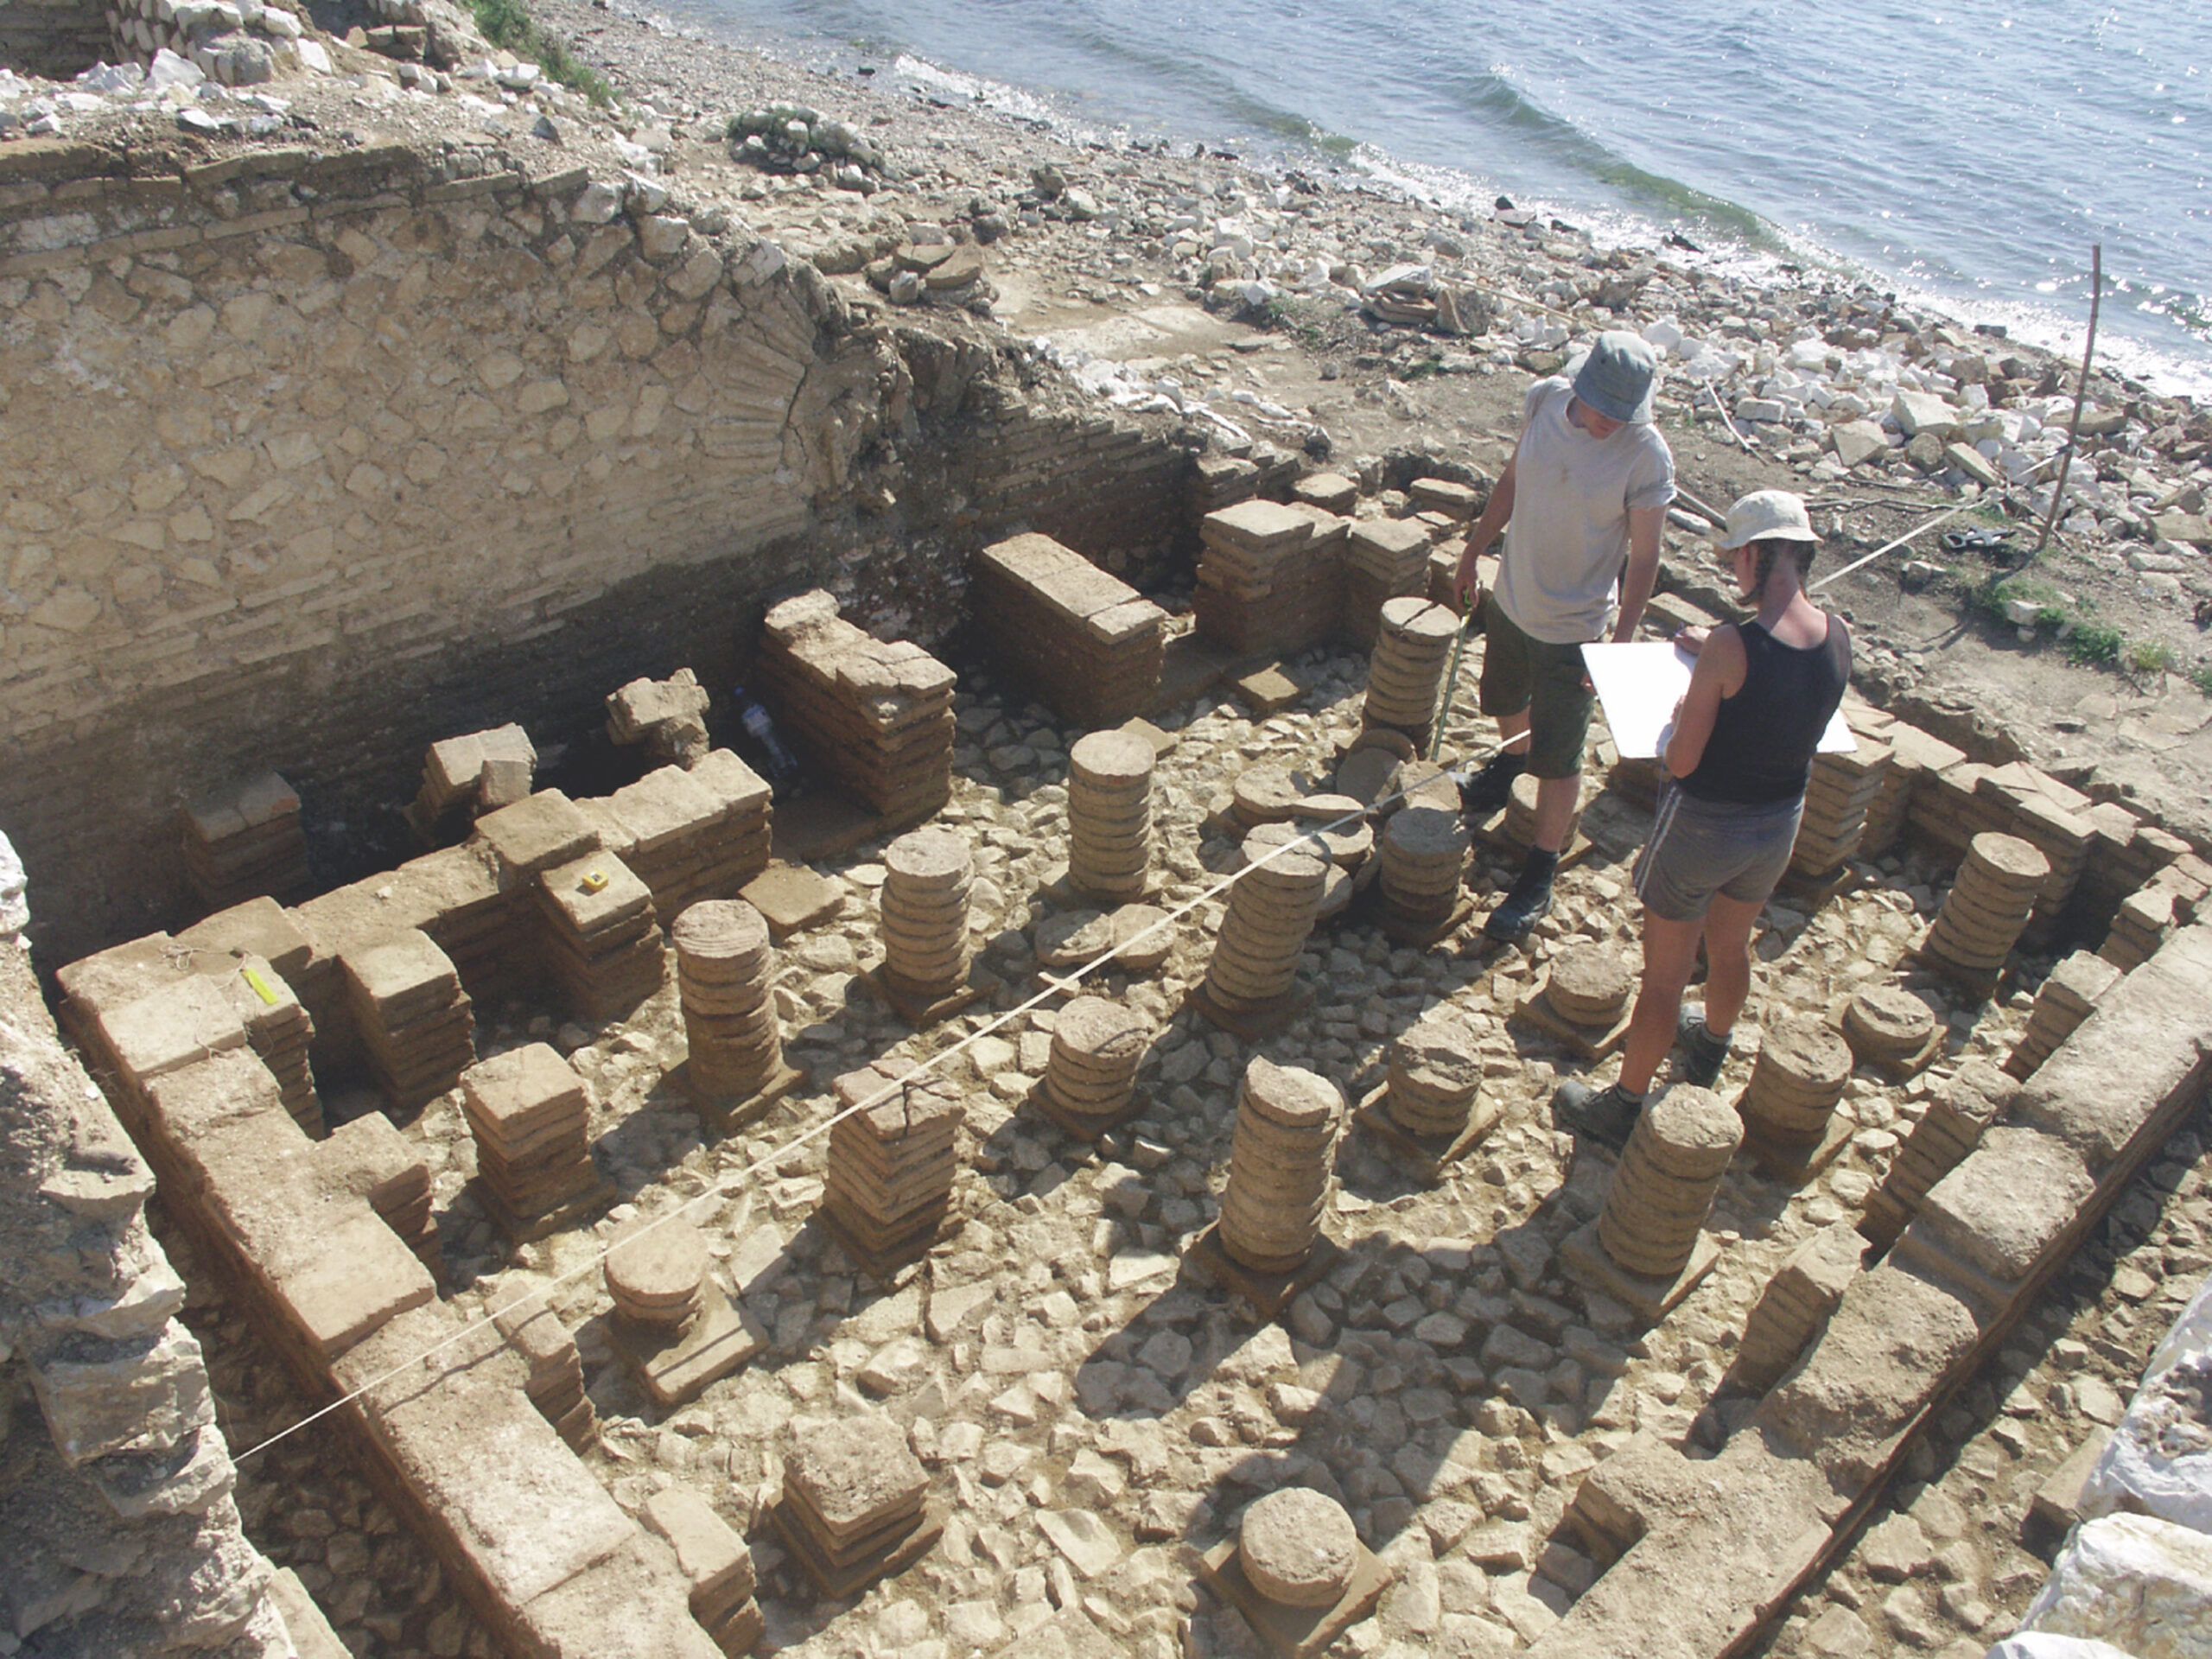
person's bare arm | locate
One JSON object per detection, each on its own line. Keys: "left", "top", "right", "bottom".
{"left": 1609, "top": 502, "right": 1668, "bottom": 643}
{"left": 1453, "top": 446, "right": 1518, "bottom": 604}
{"left": 1663, "top": 622, "right": 1746, "bottom": 779}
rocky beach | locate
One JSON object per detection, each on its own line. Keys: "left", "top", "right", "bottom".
{"left": 5, "top": 5, "right": 2212, "bottom": 1659}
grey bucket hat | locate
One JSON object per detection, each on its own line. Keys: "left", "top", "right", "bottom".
{"left": 1570, "top": 330, "right": 1659, "bottom": 424}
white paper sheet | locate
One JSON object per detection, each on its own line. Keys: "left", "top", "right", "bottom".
{"left": 1580, "top": 639, "right": 1853, "bottom": 760}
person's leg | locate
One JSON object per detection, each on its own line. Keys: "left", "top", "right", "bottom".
{"left": 1698, "top": 890, "right": 1765, "bottom": 1040}
{"left": 1618, "top": 907, "right": 1706, "bottom": 1095}
{"left": 1465, "top": 616, "right": 1535, "bottom": 811}
{"left": 1484, "top": 640, "right": 1592, "bottom": 941}
{"left": 1530, "top": 773, "right": 1580, "bottom": 855}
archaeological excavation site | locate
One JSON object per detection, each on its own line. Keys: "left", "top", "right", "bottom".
{"left": 5, "top": 9, "right": 2212, "bottom": 1659}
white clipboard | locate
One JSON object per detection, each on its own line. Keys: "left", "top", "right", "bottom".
{"left": 1581, "top": 640, "right": 1853, "bottom": 761}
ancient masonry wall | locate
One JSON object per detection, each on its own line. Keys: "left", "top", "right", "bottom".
{"left": 0, "top": 137, "right": 1197, "bottom": 969}
{"left": 0, "top": 0, "right": 105, "bottom": 79}
{"left": 0, "top": 880, "right": 340, "bottom": 1656}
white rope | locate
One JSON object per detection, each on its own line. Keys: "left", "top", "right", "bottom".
{"left": 228, "top": 731, "right": 1505, "bottom": 1465}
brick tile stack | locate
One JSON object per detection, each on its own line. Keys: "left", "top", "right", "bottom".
{"left": 1921, "top": 831, "right": 2049, "bottom": 985}
{"left": 1291, "top": 472, "right": 1359, "bottom": 513}
{"left": 781, "top": 1417, "right": 931, "bottom": 1589}
{"left": 1229, "top": 764, "right": 1304, "bottom": 832}
{"left": 1596, "top": 1085, "right": 1741, "bottom": 1280}
{"left": 207, "top": 954, "right": 321, "bottom": 1136}
{"left": 1859, "top": 1061, "right": 2015, "bottom": 1246}
{"left": 1203, "top": 830, "right": 1327, "bottom": 1015}
{"left": 1976, "top": 766, "right": 2094, "bottom": 937}
{"left": 1904, "top": 762, "right": 2091, "bottom": 936}
{"left": 606, "top": 669, "right": 712, "bottom": 770}
{"left": 1379, "top": 805, "right": 1469, "bottom": 930}
{"left": 1730, "top": 1224, "right": 1863, "bottom": 1392}
{"left": 1193, "top": 500, "right": 1343, "bottom": 658}
{"left": 1342, "top": 518, "right": 1433, "bottom": 649}
{"left": 1503, "top": 770, "right": 1582, "bottom": 852}
{"left": 495, "top": 1293, "right": 598, "bottom": 1452}
{"left": 172, "top": 899, "right": 324, "bottom": 1129}
{"left": 1858, "top": 715, "right": 1963, "bottom": 858}
{"left": 2004, "top": 950, "right": 2122, "bottom": 1079}
{"left": 1041, "top": 995, "right": 1150, "bottom": 1135}
{"left": 402, "top": 843, "right": 528, "bottom": 1005}
{"left": 536, "top": 851, "right": 664, "bottom": 1022}
{"left": 1189, "top": 453, "right": 1260, "bottom": 517}
{"left": 1840, "top": 985, "right": 1938, "bottom": 1071}
{"left": 879, "top": 828, "right": 973, "bottom": 1002}
{"left": 340, "top": 930, "right": 474, "bottom": 1113}
{"left": 1383, "top": 1008, "right": 1490, "bottom": 1141}
{"left": 973, "top": 532, "right": 1169, "bottom": 726}
{"left": 2100, "top": 886, "right": 2176, "bottom": 971}
{"left": 1361, "top": 597, "right": 1460, "bottom": 749}
{"left": 606, "top": 1216, "right": 708, "bottom": 1333}
{"left": 1544, "top": 945, "right": 1633, "bottom": 1034}
{"left": 180, "top": 771, "right": 310, "bottom": 911}
{"left": 823, "top": 1063, "right": 963, "bottom": 1267}
{"left": 1788, "top": 728, "right": 1893, "bottom": 879}
{"left": 404, "top": 723, "right": 536, "bottom": 845}
{"left": 671, "top": 899, "right": 784, "bottom": 1106}
{"left": 460, "top": 1043, "right": 600, "bottom": 1237}
{"left": 1409, "top": 476, "right": 1480, "bottom": 522}
{"left": 1066, "top": 730, "right": 1155, "bottom": 904}
{"left": 593, "top": 752, "right": 776, "bottom": 918}
{"left": 643, "top": 1488, "right": 763, "bottom": 1657}
{"left": 2074, "top": 803, "right": 2190, "bottom": 931}
{"left": 315, "top": 1113, "right": 440, "bottom": 1277}
{"left": 757, "top": 590, "right": 957, "bottom": 826}
{"left": 1241, "top": 820, "right": 1355, "bottom": 924}
{"left": 1220, "top": 1058, "right": 1341, "bottom": 1272}
{"left": 1738, "top": 1014, "right": 1853, "bottom": 1161}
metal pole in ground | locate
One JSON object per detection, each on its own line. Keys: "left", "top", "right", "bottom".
{"left": 1429, "top": 616, "right": 1471, "bottom": 762}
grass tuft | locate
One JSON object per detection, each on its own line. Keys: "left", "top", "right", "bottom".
{"left": 467, "top": 0, "right": 613, "bottom": 105}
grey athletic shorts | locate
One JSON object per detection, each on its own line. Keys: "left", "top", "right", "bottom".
{"left": 1633, "top": 782, "right": 1803, "bottom": 923}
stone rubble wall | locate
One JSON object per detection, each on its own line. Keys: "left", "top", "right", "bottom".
{"left": 0, "top": 134, "right": 1195, "bottom": 969}
{"left": 104, "top": 0, "right": 311, "bottom": 87}
{"left": 0, "top": 853, "right": 335, "bottom": 1656}
{"left": 1529, "top": 923, "right": 2212, "bottom": 1659}
{"left": 0, "top": 0, "right": 108, "bottom": 79}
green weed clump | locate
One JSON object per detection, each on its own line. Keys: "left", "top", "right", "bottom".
{"left": 467, "top": 0, "right": 613, "bottom": 105}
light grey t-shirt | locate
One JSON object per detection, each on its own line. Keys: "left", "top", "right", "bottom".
{"left": 1492, "top": 378, "right": 1675, "bottom": 645}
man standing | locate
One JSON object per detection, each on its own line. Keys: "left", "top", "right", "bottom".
{"left": 1454, "top": 331, "right": 1675, "bottom": 942}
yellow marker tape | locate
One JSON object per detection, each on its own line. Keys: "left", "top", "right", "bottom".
{"left": 241, "top": 966, "right": 281, "bottom": 1006}
{"left": 579, "top": 869, "right": 609, "bottom": 893}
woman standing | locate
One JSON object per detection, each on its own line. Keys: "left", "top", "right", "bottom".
{"left": 1554, "top": 490, "right": 1851, "bottom": 1148}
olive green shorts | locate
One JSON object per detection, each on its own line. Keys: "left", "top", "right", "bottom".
{"left": 1478, "top": 606, "right": 1595, "bottom": 779}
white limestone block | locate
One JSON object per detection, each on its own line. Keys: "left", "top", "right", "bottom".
{"left": 2082, "top": 1274, "right": 2212, "bottom": 1535}
{"left": 2019, "top": 1512, "right": 2212, "bottom": 1659}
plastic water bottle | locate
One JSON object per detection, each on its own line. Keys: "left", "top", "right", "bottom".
{"left": 731, "top": 685, "right": 801, "bottom": 794}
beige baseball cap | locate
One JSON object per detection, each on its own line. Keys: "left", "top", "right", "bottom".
{"left": 1718, "top": 489, "right": 1818, "bottom": 549}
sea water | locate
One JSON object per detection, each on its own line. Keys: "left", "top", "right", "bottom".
{"left": 681, "top": 0, "right": 2210, "bottom": 397}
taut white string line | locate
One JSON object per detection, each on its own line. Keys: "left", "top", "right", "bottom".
{"left": 1810, "top": 447, "right": 2066, "bottom": 594}
{"left": 229, "top": 731, "right": 1507, "bottom": 1466}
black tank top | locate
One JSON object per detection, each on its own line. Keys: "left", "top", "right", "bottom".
{"left": 1680, "top": 615, "right": 1852, "bottom": 805}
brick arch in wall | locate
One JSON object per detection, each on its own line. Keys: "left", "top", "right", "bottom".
{"left": 0, "top": 141, "right": 868, "bottom": 962}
